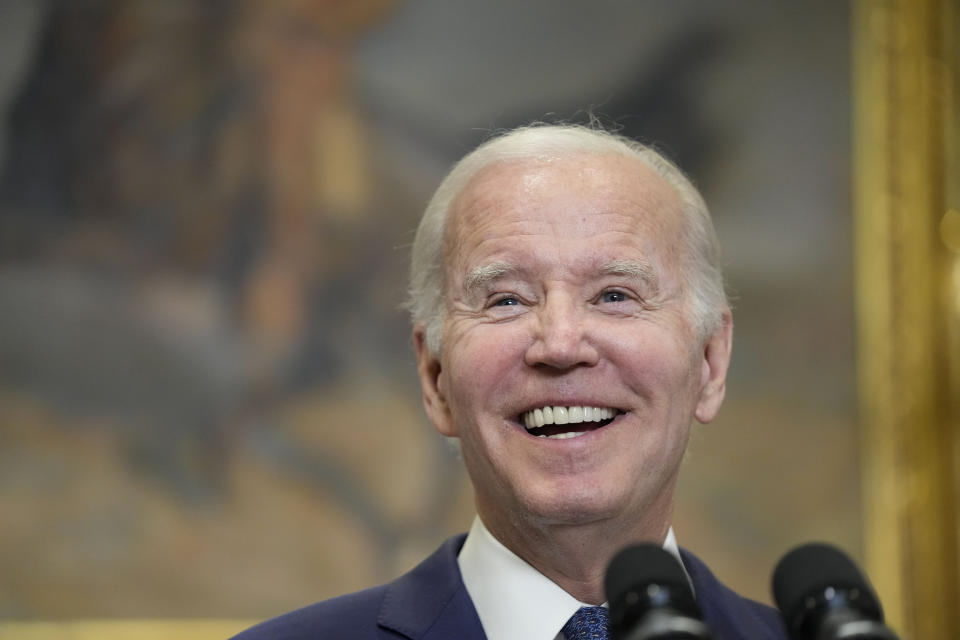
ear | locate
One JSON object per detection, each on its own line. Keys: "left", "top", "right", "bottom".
{"left": 413, "top": 326, "right": 458, "bottom": 437}
{"left": 694, "top": 308, "right": 733, "bottom": 424}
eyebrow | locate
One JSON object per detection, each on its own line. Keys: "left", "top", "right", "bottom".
{"left": 463, "top": 259, "right": 660, "bottom": 296}
{"left": 463, "top": 262, "right": 518, "bottom": 295}
{"left": 600, "top": 259, "right": 660, "bottom": 294}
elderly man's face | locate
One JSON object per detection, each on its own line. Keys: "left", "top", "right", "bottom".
{"left": 415, "top": 153, "right": 731, "bottom": 536}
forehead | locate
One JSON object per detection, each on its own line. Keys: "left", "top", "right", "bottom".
{"left": 445, "top": 153, "right": 685, "bottom": 270}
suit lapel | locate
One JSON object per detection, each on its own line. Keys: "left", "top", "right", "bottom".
{"left": 377, "top": 535, "right": 486, "bottom": 640}
{"left": 680, "top": 547, "right": 787, "bottom": 640}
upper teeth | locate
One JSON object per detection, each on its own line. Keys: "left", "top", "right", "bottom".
{"left": 522, "top": 406, "right": 616, "bottom": 429}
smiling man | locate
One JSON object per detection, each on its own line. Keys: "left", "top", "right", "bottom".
{"left": 233, "top": 125, "right": 788, "bottom": 640}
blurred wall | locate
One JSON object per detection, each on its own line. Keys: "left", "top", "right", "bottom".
{"left": 0, "top": 0, "right": 854, "bottom": 619}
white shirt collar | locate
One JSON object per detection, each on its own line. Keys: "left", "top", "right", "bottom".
{"left": 457, "top": 516, "right": 689, "bottom": 640}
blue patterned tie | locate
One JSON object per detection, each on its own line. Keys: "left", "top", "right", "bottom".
{"left": 563, "top": 606, "right": 610, "bottom": 640}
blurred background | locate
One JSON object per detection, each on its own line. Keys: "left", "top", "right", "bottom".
{"left": 0, "top": 0, "right": 857, "bottom": 621}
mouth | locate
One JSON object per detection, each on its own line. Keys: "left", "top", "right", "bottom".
{"left": 518, "top": 405, "right": 623, "bottom": 439}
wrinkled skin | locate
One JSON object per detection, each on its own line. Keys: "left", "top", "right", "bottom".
{"left": 414, "top": 152, "right": 732, "bottom": 603}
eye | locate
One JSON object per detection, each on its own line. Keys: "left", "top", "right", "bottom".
{"left": 486, "top": 293, "right": 528, "bottom": 318}
{"left": 487, "top": 294, "right": 530, "bottom": 312}
{"left": 600, "top": 289, "right": 628, "bottom": 303}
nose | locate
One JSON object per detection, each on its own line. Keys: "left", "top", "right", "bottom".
{"left": 524, "top": 294, "right": 599, "bottom": 370}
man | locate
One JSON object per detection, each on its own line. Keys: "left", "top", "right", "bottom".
{"left": 234, "top": 125, "right": 788, "bottom": 639}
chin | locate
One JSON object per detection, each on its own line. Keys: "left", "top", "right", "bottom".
{"left": 516, "top": 484, "right": 624, "bottom": 525}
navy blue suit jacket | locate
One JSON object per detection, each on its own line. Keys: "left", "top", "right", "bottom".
{"left": 233, "top": 535, "right": 787, "bottom": 640}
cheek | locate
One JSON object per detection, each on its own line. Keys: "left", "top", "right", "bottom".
{"left": 606, "top": 332, "right": 700, "bottom": 400}
{"left": 443, "top": 325, "right": 529, "bottom": 411}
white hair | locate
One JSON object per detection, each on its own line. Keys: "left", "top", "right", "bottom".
{"left": 407, "top": 123, "right": 728, "bottom": 355}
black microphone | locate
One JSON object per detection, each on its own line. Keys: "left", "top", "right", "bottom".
{"left": 605, "top": 544, "right": 713, "bottom": 640}
{"left": 772, "top": 543, "right": 899, "bottom": 640}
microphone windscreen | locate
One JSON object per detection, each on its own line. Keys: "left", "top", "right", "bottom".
{"left": 772, "top": 542, "right": 882, "bottom": 626}
{"left": 605, "top": 543, "right": 693, "bottom": 609}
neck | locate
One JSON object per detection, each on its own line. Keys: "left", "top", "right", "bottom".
{"left": 477, "top": 497, "right": 675, "bottom": 604}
